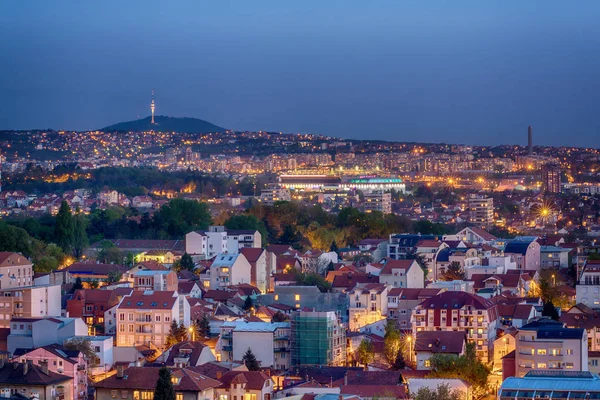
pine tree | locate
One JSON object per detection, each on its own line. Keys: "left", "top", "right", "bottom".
{"left": 242, "top": 348, "right": 260, "bottom": 371}
{"left": 329, "top": 240, "right": 339, "bottom": 254}
{"left": 196, "top": 314, "right": 211, "bottom": 338}
{"left": 166, "top": 320, "right": 179, "bottom": 347}
{"left": 177, "top": 321, "right": 188, "bottom": 341}
{"left": 72, "top": 277, "right": 83, "bottom": 292}
{"left": 542, "top": 301, "right": 559, "bottom": 320}
{"left": 179, "top": 253, "right": 195, "bottom": 271}
{"left": 154, "top": 367, "right": 176, "bottom": 400}
{"left": 272, "top": 311, "right": 287, "bottom": 322}
{"left": 243, "top": 296, "right": 254, "bottom": 311}
{"left": 55, "top": 201, "right": 75, "bottom": 255}
{"left": 72, "top": 207, "right": 89, "bottom": 258}
{"left": 392, "top": 352, "right": 406, "bottom": 370}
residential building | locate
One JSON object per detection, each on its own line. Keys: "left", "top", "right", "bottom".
{"left": 0, "top": 252, "right": 33, "bottom": 289}
{"left": 218, "top": 320, "right": 291, "bottom": 370}
{"left": 66, "top": 288, "right": 132, "bottom": 335}
{"left": 133, "top": 270, "right": 178, "bottom": 291}
{"left": 0, "top": 360, "right": 74, "bottom": 400}
{"left": 452, "top": 227, "right": 498, "bottom": 246}
{"left": 504, "top": 238, "right": 541, "bottom": 271}
{"left": 378, "top": 259, "right": 425, "bottom": 289}
{"left": 576, "top": 260, "right": 600, "bottom": 307}
{"left": 512, "top": 319, "right": 587, "bottom": 378}
{"left": 260, "top": 184, "right": 291, "bottom": 206}
{"left": 387, "top": 234, "right": 441, "bottom": 260}
{"left": 0, "top": 284, "right": 61, "bottom": 328}
{"left": 411, "top": 291, "right": 499, "bottom": 361}
{"left": 265, "top": 286, "right": 349, "bottom": 318}
{"left": 499, "top": 371, "right": 600, "bottom": 399}
{"left": 364, "top": 190, "right": 391, "bottom": 214}
{"left": 468, "top": 194, "right": 494, "bottom": 228}
{"left": 291, "top": 310, "right": 346, "bottom": 366}
{"left": 386, "top": 288, "right": 445, "bottom": 329}
{"left": 540, "top": 245, "right": 570, "bottom": 269}
{"left": 560, "top": 303, "right": 600, "bottom": 352}
{"left": 542, "top": 163, "right": 562, "bottom": 193}
{"left": 7, "top": 317, "right": 88, "bottom": 356}
{"left": 62, "top": 263, "right": 129, "bottom": 286}
{"left": 70, "top": 335, "right": 113, "bottom": 375}
{"left": 94, "top": 366, "right": 221, "bottom": 400}
{"left": 493, "top": 330, "right": 517, "bottom": 372}
{"left": 185, "top": 226, "right": 262, "bottom": 259}
{"left": 12, "top": 344, "right": 87, "bottom": 400}
{"left": 159, "top": 341, "right": 216, "bottom": 367}
{"left": 414, "top": 240, "right": 449, "bottom": 281}
{"left": 209, "top": 253, "right": 252, "bottom": 290}
{"left": 348, "top": 283, "right": 389, "bottom": 332}
{"left": 116, "top": 290, "right": 190, "bottom": 349}
{"left": 214, "top": 371, "right": 274, "bottom": 400}
{"left": 414, "top": 331, "right": 466, "bottom": 370}
{"left": 357, "top": 239, "right": 388, "bottom": 262}
{"left": 240, "top": 248, "right": 270, "bottom": 294}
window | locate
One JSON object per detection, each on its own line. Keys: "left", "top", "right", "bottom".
{"left": 155, "top": 315, "right": 161, "bottom": 322}
{"left": 537, "top": 363, "right": 547, "bottom": 369}
{"left": 566, "top": 362, "right": 574, "bottom": 369}
{"left": 424, "top": 359, "right": 430, "bottom": 367}
{"left": 537, "top": 349, "right": 547, "bottom": 355}
{"left": 295, "top": 294, "right": 300, "bottom": 301}
{"left": 567, "top": 349, "right": 574, "bottom": 355}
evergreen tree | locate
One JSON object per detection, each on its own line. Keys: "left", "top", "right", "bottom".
{"left": 154, "top": 367, "right": 176, "bottom": 400}
{"left": 272, "top": 311, "right": 287, "bottom": 322}
{"left": 166, "top": 320, "right": 179, "bottom": 347}
{"left": 542, "top": 301, "right": 559, "bottom": 320}
{"left": 55, "top": 201, "right": 75, "bottom": 254}
{"left": 179, "top": 253, "right": 195, "bottom": 271}
{"left": 244, "top": 296, "right": 254, "bottom": 311}
{"left": 72, "top": 207, "right": 89, "bottom": 258}
{"left": 177, "top": 321, "right": 188, "bottom": 341}
{"left": 196, "top": 314, "right": 211, "bottom": 338}
{"left": 329, "top": 240, "right": 339, "bottom": 254}
{"left": 72, "top": 277, "right": 83, "bottom": 292}
{"left": 441, "top": 261, "right": 465, "bottom": 281}
{"left": 242, "top": 348, "right": 260, "bottom": 371}
{"left": 392, "top": 352, "right": 406, "bottom": 370}
{"left": 383, "top": 320, "right": 401, "bottom": 366}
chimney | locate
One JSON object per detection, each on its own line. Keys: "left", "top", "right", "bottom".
{"left": 216, "top": 371, "right": 222, "bottom": 380}
{"left": 23, "top": 360, "right": 31, "bottom": 376}
{"left": 116, "top": 364, "right": 125, "bottom": 378}
{"left": 39, "top": 360, "right": 49, "bottom": 375}
{"left": 528, "top": 126, "right": 533, "bottom": 155}
{"left": 344, "top": 373, "right": 348, "bottom": 386}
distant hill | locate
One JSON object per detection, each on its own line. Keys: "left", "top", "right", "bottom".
{"left": 101, "top": 116, "right": 226, "bottom": 133}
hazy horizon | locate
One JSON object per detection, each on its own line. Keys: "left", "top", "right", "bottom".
{"left": 1, "top": 1, "right": 599, "bottom": 147}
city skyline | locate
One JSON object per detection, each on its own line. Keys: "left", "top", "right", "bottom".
{"left": 2, "top": 1, "right": 600, "bottom": 147}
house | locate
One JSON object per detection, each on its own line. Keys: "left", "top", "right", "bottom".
{"left": 214, "top": 371, "right": 274, "bottom": 400}
{"left": 331, "top": 273, "right": 380, "bottom": 293}
{"left": 135, "top": 250, "right": 181, "bottom": 267}
{"left": 0, "top": 252, "right": 34, "bottom": 288}
{"left": 411, "top": 291, "right": 499, "bottom": 362}
{"left": 560, "top": 303, "right": 600, "bottom": 352}
{"left": 210, "top": 253, "right": 252, "bottom": 290}
{"left": 357, "top": 239, "right": 389, "bottom": 262}
{"left": 452, "top": 227, "right": 498, "bottom": 246}
{"left": 240, "top": 248, "right": 270, "bottom": 294}
{"left": 387, "top": 234, "right": 442, "bottom": 260}
{"left": 7, "top": 317, "right": 88, "bottom": 356}
{"left": 468, "top": 272, "right": 534, "bottom": 298}
{"left": 497, "top": 303, "right": 536, "bottom": 328}
{"left": 115, "top": 290, "right": 190, "bottom": 349}
{"left": 348, "top": 283, "right": 389, "bottom": 332}
{"left": 158, "top": 341, "right": 216, "bottom": 367}
{"left": 218, "top": 320, "right": 291, "bottom": 370}
{"left": 407, "top": 378, "right": 472, "bottom": 400}
{"left": 62, "top": 263, "right": 129, "bottom": 286}
{"left": 12, "top": 344, "right": 87, "bottom": 400}
{"left": 378, "top": 259, "right": 424, "bottom": 289}
{"left": 386, "top": 288, "right": 445, "bottom": 329}
{"left": 503, "top": 237, "right": 541, "bottom": 271}
{"left": 492, "top": 329, "right": 517, "bottom": 372}
{"left": 94, "top": 366, "right": 221, "bottom": 400}
{"left": 511, "top": 319, "right": 587, "bottom": 378}
{"left": 540, "top": 245, "right": 571, "bottom": 269}
{"left": 0, "top": 284, "right": 62, "bottom": 329}
{"left": 0, "top": 360, "right": 74, "bottom": 400}
{"left": 274, "top": 256, "right": 302, "bottom": 275}
{"left": 178, "top": 281, "right": 203, "bottom": 298}
{"left": 185, "top": 226, "right": 262, "bottom": 259}
{"left": 132, "top": 270, "right": 178, "bottom": 292}
{"left": 66, "top": 288, "right": 132, "bottom": 335}
{"left": 414, "top": 240, "right": 449, "bottom": 281}
{"left": 414, "top": 331, "right": 466, "bottom": 370}
{"left": 576, "top": 260, "right": 600, "bottom": 307}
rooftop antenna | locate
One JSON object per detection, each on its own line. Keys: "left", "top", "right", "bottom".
{"left": 151, "top": 90, "right": 156, "bottom": 124}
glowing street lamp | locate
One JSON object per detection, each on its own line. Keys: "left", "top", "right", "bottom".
{"left": 189, "top": 326, "right": 195, "bottom": 341}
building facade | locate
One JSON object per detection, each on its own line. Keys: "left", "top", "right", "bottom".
{"left": 468, "top": 194, "right": 494, "bottom": 228}
{"left": 291, "top": 310, "right": 346, "bottom": 366}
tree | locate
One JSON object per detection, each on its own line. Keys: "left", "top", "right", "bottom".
{"left": 154, "top": 367, "right": 176, "bottom": 400}
{"left": 272, "top": 311, "right": 288, "bottom": 322}
{"left": 357, "top": 339, "right": 374, "bottom": 368}
{"left": 72, "top": 277, "right": 83, "bottom": 292}
{"left": 55, "top": 201, "right": 75, "bottom": 254}
{"left": 392, "top": 352, "right": 406, "bottom": 370}
{"left": 542, "top": 301, "right": 559, "bottom": 320}
{"left": 72, "top": 208, "right": 89, "bottom": 258}
{"left": 196, "top": 314, "right": 211, "bottom": 338}
{"left": 153, "top": 199, "right": 212, "bottom": 238}
{"left": 107, "top": 270, "right": 123, "bottom": 283}
{"left": 179, "top": 253, "right": 195, "bottom": 271}
{"left": 243, "top": 296, "right": 254, "bottom": 311}
{"left": 413, "top": 384, "right": 462, "bottom": 400}
{"left": 242, "top": 348, "right": 260, "bottom": 371}
{"left": 441, "top": 261, "right": 465, "bottom": 281}
{"left": 384, "top": 320, "right": 402, "bottom": 366}
{"left": 224, "top": 215, "right": 268, "bottom": 247}
{"left": 166, "top": 320, "right": 180, "bottom": 347}
{"left": 64, "top": 337, "right": 100, "bottom": 367}
{"left": 330, "top": 240, "right": 339, "bottom": 254}
{"left": 89, "top": 279, "right": 99, "bottom": 289}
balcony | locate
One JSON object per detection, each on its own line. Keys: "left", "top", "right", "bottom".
{"left": 274, "top": 347, "right": 290, "bottom": 352}
{"left": 274, "top": 336, "right": 289, "bottom": 341}
{"left": 221, "top": 332, "right": 232, "bottom": 339}
{"left": 222, "top": 345, "right": 232, "bottom": 351}
{"left": 77, "top": 365, "right": 86, "bottom": 371}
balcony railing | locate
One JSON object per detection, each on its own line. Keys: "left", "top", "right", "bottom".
{"left": 274, "top": 347, "right": 290, "bottom": 352}
{"left": 222, "top": 345, "right": 232, "bottom": 351}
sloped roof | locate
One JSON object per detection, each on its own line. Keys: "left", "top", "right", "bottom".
{"left": 0, "top": 363, "right": 71, "bottom": 385}
{"left": 344, "top": 370, "right": 402, "bottom": 385}
{"left": 380, "top": 259, "right": 415, "bottom": 276}
{"left": 239, "top": 248, "right": 264, "bottom": 263}
{"left": 414, "top": 331, "right": 466, "bottom": 354}
{"left": 165, "top": 341, "right": 210, "bottom": 366}
{"left": 419, "top": 291, "right": 495, "bottom": 310}
{"left": 217, "top": 371, "right": 271, "bottom": 390}
{"left": 118, "top": 291, "right": 177, "bottom": 310}
{"left": 95, "top": 366, "right": 221, "bottom": 391}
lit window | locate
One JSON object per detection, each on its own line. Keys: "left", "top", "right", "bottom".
{"left": 274, "top": 295, "right": 279, "bottom": 301}
{"left": 294, "top": 294, "right": 300, "bottom": 301}
{"left": 424, "top": 359, "right": 430, "bottom": 367}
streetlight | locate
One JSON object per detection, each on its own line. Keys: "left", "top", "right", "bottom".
{"left": 189, "top": 326, "right": 195, "bottom": 341}
{"left": 406, "top": 336, "right": 413, "bottom": 363}
{"left": 552, "top": 274, "right": 556, "bottom": 286}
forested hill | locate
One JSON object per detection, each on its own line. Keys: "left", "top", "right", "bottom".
{"left": 101, "top": 116, "right": 226, "bottom": 133}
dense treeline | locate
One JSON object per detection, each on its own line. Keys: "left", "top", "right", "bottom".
{"left": 4, "top": 166, "right": 257, "bottom": 197}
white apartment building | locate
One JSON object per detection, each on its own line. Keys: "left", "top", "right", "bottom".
{"left": 0, "top": 284, "right": 61, "bottom": 328}
{"left": 364, "top": 190, "right": 392, "bottom": 214}
{"left": 576, "top": 260, "right": 600, "bottom": 307}
{"left": 185, "top": 226, "right": 262, "bottom": 259}
{"left": 0, "top": 252, "right": 33, "bottom": 289}
{"left": 348, "top": 283, "right": 389, "bottom": 332}
{"left": 378, "top": 259, "right": 425, "bottom": 289}
{"left": 209, "top": 253, "right": 252, "bottom": 290}
{"left": 468, "top": 194, "right": 494, "bottom": 228}
{"left": 218, "top": 320, "right": 291, "bottom": 370}
{"left": 260, "top": 184, "right": 291, "bottom": 206}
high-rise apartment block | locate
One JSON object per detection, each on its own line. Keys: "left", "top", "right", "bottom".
{"left": 364, "top": 190, "right": 392, "bottom": 214}
{"left": 291, "top": 310, "right": 346, "bottom": 366}
{"left": 468, "top": 194, "right": 494, "bottom": 228}
{"left": 542, "top": 163, "right": 562, "bottom": 193}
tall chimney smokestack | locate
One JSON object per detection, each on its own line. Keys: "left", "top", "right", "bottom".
{"left": 528, "top": 126, "right": 533, "bottom": 155}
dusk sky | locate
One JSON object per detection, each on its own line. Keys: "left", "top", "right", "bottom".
{"left": 1, "top": 1, "right": 599, "bottom": 147}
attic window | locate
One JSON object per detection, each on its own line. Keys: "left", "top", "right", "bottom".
{"left": 441, "top": 345, "right": 446, "bottom": 350}
{"left": 163, "top": 302, "right": 168, "bottom": 307}
{"left": 136, "top": 302, "right": 144, "bottom": 306}
{"left": 150, "top": 302, "right": 157, "bottom": 307}
{"left": 428, "top": 344, "right": 432, "bottom": 348}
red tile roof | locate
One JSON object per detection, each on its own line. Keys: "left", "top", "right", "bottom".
{"left": 118, "top": 291, "right": 177, "bottom": 310}
{"left": 414, "top": 331, "right": 466, "bottom": 354}
{"left": 95, "top": 366, "right": 221, "bottom": 391}
{"left": 217, "top": 371, "right": 272, "bottom": 391}
{"left": 340, "top": 385, "right": 407, "bottom": 399}
{"left": 239, "top": 248, "right": 264, "bottom": 263}
{"left": 380, "top": 259, "right": 416, "bottom": 276}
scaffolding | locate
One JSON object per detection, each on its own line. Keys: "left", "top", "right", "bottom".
{"left": 291, "top": 310, "right": 346, "bottom": 366}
